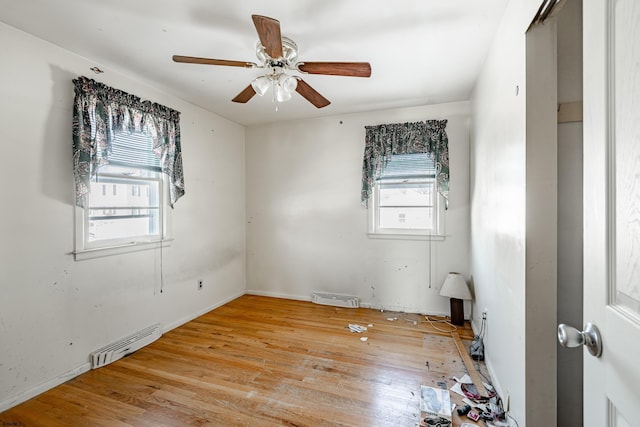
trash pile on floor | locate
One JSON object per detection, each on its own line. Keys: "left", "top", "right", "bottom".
{"left": 420, "top": 374, "right": 509, "bottom": 427}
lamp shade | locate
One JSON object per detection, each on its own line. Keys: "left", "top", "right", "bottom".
{"left": 251, "top": 75, "right": 270, "bottom": 96}
{"left": 274, "top": 84, "right": 292, "bottom": 102}
{"left": 439, "top": 272, "right": 471, "bottom": 300}
{"left": 279, "top": 74, "right": 298, "bottom": 93}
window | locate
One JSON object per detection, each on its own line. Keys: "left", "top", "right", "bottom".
{"left": 75, "top": 132, "right": 171, "bottom": 260}
{"left": 368, "top": 153, "right": 444, "bottom": 238}
{"left": 86, "top": 166, "right": 161, "bottom": 244}
{"left": 72, "top": 77, "right": 183, "bottom": 260}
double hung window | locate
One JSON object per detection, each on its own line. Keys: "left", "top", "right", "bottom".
{"left": 369, "top": 153, "right": 444, "bottom": 238}
{"left": 86, "top": 132, "right": 163, "bottom": 243}
{"left": 72, "top": 76, "right": 183, "bottom": 260}
{"left": 75, "top": 131, "right": 171, "bottom": 259}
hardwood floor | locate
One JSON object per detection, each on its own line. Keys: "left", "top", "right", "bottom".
{"left": 0, "top": 295, "right": 486, "bottom": 426}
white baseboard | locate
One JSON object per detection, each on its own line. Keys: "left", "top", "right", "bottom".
{"left": 361, "top": 303, "right": 450, "bottom": 317}
{"left": 245, "top": 289, "right": 312, "bottom": 302}
{"left": 482, "top": 355, "right": 509, "bottom": 421}
{"left": 0, "top": 362, "right": 91, "bottom": 412}
{"left": 162, "top": 290, "right": 245, "bottom": 333}
{"left": 246, "top": 291, "right": 454, "bottom": 319}
{"left": 469, "top": 320, "right": 510, "bottom": 423}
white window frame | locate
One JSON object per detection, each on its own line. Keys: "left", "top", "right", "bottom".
{"left": 74, "top": 167, "right": 172, "bottom": 261}
{"left": 368, "top": 177, "right": 445, "bottom": 240}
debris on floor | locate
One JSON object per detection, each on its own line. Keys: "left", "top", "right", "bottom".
{"left": 420, "top": 415, "right": 451, "bottom": 427}
{"left": 448, "top": 373, "right": 507, "bottom": 425}
{"left": 360, "top": 336, "right": 368, "bottom": 342}
{"left": 348, "top": 324, "right": 367, "bottom": 333}
{"left": 419, "top": 385, "right": 452, "bottom": 426}
{"left": 460, "top": 382, "right": 496, "bottom": 402}
{"left": 450, "top": 374, "right": 473, "bottom": 398}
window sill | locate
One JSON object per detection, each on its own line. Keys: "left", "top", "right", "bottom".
{"left": 367, "top": 233, "right": 446, "bottom": 241}
{"left": 73, "top": 238, "right": 173, "bottom": 261}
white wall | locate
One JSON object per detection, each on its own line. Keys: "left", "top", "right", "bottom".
{"left": 469, "top": 0, "right": 554, "bottom": 425}
{"left": 245, "top": 102, "right": 470, "bottom": 316}
{"left": 0, "top": 22, "right": 246, "bottom": 410}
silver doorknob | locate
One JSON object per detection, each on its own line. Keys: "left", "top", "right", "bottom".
{"left": 558, "top": 323, "right": 602, "bottom": 357}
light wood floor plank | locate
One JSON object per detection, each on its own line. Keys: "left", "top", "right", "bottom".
{"left": 0, "top": 295, "right": 484, "bottom": 426}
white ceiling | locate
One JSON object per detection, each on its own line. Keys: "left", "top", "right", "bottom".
{"left": 0, "top": 0, "right": 508, "bottom": 126}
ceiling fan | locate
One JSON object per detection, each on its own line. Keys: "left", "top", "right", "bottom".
{"left": 172, "top": 15, "right": 372, "bottom": 109}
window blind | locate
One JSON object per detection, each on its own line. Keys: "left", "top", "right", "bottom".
{"left": 378, "top": 153, "right": 436, "bottom": 180}
{"left": 109, "top": 131, "right": 161, "bottom": 171}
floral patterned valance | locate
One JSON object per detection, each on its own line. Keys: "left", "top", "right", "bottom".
{"left": 72, "top": 76, "right": 184, "bottom": 208}
{"left": 361, "top": 120, "right": 449, "bottom": 207}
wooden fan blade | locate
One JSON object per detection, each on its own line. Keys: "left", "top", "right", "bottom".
{"left": 297, "top": 62, "right": 372, "bottom": 77}
{"left": 252, "top": 15, "right": 283, "bottom": 59}
{"left": 232, "top": 85, "right": 257, "bottom": 103}
{"left": 295, "top": 78, "right": 330, "bottom": 108}
{"left": 173, "top": 55, "right": 256, "bottom": 68}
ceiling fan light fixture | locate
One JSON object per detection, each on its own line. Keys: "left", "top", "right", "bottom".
{"left": 273, "top": 73, "right": 297, "bottom": 103}
{"left": 174, "top": 15, "right": 371, "bottom": 109}
{"left": 279, "top": 74, "right": 298, "bottom": 93}
{"left": 251, "top": 75, "right": 270, "bottom": 96}
{"left": 274, "top": 83, "right": 293, "bottom": 103}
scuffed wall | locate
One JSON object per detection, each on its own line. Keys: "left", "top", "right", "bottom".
{"left": 0, "top": 22, "right": 246, "bottom": 409}
{"left": 245, "top": 102, "right": 470, "bottom": 316}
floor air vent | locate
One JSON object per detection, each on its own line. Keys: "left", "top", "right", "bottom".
{"left": 311, "top": 292, "right": 360, "bottom": 308}
{"left": 90, "top": 323, "right": 162, "bottom": 369}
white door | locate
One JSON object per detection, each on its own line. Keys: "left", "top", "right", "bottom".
{"left": 582, "top": 0, "right": 640, "bottom": 425}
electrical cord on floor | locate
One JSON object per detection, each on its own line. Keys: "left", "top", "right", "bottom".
{"left": 470, "top": 318, "right": 519, "bottom": 427}
{"left": 476, "top": 358, "right": 492, "bottom": 384}
{"left": 424, "top": 315, "right": 458, "bottom": 333}
{"left": 423, "top": 311, "right": 519, "bottom": 425}
{"left": 478, "top": 317, "right": 486, "bottom": 338}
{"left": 472, "top": 315, "right": 493, "bottom": 384}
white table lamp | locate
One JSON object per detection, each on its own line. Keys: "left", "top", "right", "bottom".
{"left": 439, "top": 272, "right": 472, "bottom": 326}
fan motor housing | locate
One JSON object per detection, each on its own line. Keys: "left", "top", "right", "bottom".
{"left": 256, "top": 36, "right": 298, "bottom": 66}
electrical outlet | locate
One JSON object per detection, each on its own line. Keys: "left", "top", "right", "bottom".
{"left": 197, "top": 280, "right": 203, "bottom": 290}
{"left": 482, "top": 310, "right": 488, "bottom": 320}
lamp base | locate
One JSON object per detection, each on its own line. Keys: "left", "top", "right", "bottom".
{"left": 449, "top": 297, "right": 464, "bottom": 326}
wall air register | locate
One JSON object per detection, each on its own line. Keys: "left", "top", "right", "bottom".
{"left": 90, "top": 323, "right": 162, "bottom": 368}
{"left": 311, "top": 292, "right": 360, "bottom": 308}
